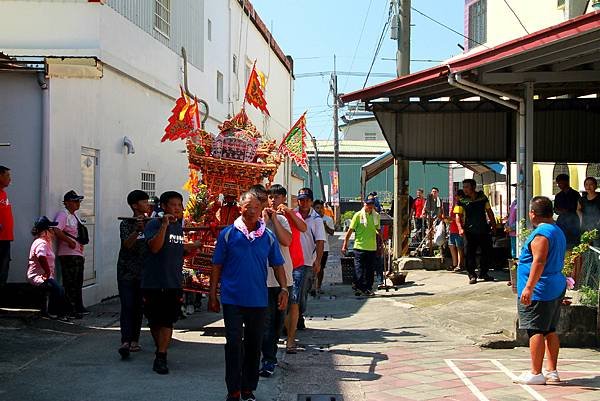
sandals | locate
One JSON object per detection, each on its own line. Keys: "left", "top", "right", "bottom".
{"left": 118, "top": 343, "right": 130, "bottom": 359}
{"left": 285, "top": 347, "right": 298, "bottom": 354}
{"left": 129, "top": 343, "right": 142, "bottom": 352}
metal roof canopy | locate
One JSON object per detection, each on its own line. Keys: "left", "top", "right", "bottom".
{"left": 342, "top": 11, "right": 600, "bottom": 239}
{"left": 341, "top": 11, "right": 600, "bottom": 164}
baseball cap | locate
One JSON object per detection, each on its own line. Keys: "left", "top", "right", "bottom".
{"left": 364, "top": 194, "right": 376, "bottom": 204}
{"left": 34, "top": 216, "right": 58, "bottom": 231}
{"left": 64, "top": 190, "right": 84, "bottom": 202}
{"left": 297, "top": 188, "right": 314, "bottom": 200}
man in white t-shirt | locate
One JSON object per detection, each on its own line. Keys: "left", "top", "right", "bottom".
{"left": 313, "top": 200, "right": 335, "bottom": 294}
{"left": 294, "top": 188, "right": 326, "bottom": 330}
{"left": 257, "top": 184, "right": 293, "bottom": 378}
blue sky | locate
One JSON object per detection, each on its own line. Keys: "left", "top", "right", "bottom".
{"left": 251, "top": 0, "right": 466, "bottom": 139}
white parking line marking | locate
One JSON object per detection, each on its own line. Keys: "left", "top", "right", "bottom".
{"left": 445, "top": 359, "right": 490, "bottom": 401}
{"left": 491, "top": 359, "right": 548, "bottom": 401}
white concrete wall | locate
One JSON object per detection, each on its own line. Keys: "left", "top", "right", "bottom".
{"left": 0, "top": 0, "right": 293, "bottom": 304}
{"left": 467, "top": 0, "right": 594, "bottom": 52}
{"left": 341, "top": 119, "right": 385, "bottom": 141}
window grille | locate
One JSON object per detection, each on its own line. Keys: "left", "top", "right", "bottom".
{"left": 141, "top": 171, "right": 157, "bottom": 198}
{"left": 468, "top": 0, "right": 487, "bottom": 49}
{"left": 154, "top": 0, "right": 170, "bottom": 38}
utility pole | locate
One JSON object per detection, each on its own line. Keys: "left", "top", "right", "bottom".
{"left": 331, "top": 54, "right": 341, "bottom": 223}
{"left": 392, "top": 0, "right": 411, "bottom": 259}
{"left": 311, "top": 134, "right": 327, "bottom": 201}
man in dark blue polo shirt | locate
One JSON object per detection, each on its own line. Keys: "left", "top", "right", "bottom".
{"left": 209, "top": 191, "right": 288, "bottom": 401}
{"left": 142, "top": 191, "right": 201, "bottom": 375}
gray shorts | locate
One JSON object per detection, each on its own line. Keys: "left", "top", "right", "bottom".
{"left": 518, "top": 291, "right": 564, "bottom": 332}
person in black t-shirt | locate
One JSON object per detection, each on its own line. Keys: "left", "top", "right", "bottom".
{"left": 117, "top": 190, "right": 151, "bottom": 360}
{"left": 554, "top": 174, "right": 581, "bottom": 249}
{"left": 454, "top": 179, "right": 496, "bottom": 285}
{"left": 142, "top": 191, "right": 201, "bottom": 375}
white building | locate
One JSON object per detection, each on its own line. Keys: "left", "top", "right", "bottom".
{"left": 0, "top": 0, "right": 295, "bottom": 305}
{"left": 464, "top": 0, "right": 598, "bottom": 197}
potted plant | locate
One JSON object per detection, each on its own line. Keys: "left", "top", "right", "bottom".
{"left": 563, "top": 229, "right": 597, "bottom": 289}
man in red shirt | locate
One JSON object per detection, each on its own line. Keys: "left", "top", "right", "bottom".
{"left": 411, "top": 188, "right": 425, "bottom": 239}
{"left": 0, "top": 166, "right": 14, "bottom": 287}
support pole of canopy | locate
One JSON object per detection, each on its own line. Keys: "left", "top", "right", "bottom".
{"left": 524, "top": 82, "right": 535, "bottom": 221}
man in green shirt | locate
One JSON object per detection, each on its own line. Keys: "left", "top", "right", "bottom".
{"left": 342, "top": 194, "right": 380, "bottom": 296}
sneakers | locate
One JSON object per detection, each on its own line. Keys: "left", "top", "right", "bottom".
{"left": 259, "top": 361, "right": 275, "bottom": 377}
{"left": 153, "top": 353, "right": 169, "bottom": 374}
{"left": 543, "top": 369, "right": 561, "bottom": 383}
{"left": 513, "top": 371, "right": 546, "bottom": 385}
{"left": 241, "top": 391, "right": 256, "bottom": 401}
{"left": 186, "top": 304, "right": 195, "bottom": 315}
{"left": 364, "top": 289, "right": 375, "bottom": 296}
{"left": 354, "top": 290, "right": 364, "bottom": 296}
{"left": 469, "top": 277, "right": 478, "bottom": 285}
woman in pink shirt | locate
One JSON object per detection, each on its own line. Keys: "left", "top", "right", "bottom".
{"left": 27, "top": 216, "right": 69, "bottom": 320}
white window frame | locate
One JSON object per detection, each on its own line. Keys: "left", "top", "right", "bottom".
{"left": 468, "top": 0, "right": 487, "bottom": 49}
{"left": 141, "top": 171, "right": 157, "bottom": 198}
{"left": 217, "top": 71, "right": 224, "bottom": 103}
{"left": 154, "top": 0, "right": 171, "bottom": 39}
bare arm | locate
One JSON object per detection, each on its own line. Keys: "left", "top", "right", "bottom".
{"left": 323, "top": 220, "right": 335, "bottom": 236}
{"left": 520, "top": 235, "right": 549, "bottom": 305}
{"left": 54, "top": 229, "right": 77, "bottom": 249}
{"left": 313, "top": 240, "right": 324, "bottom": 273}
{"left": 122, "top": 219, "right": 145, "bottom": 250}
{"left": 341, "top": 228, "right": 354, "bottom": 253}
{"left": 486, "top": 208, "right": 496, "bottom": 229}
{"left": 272, "top": 265, "right": 289, "bottom": 310}
{"left": 455, "top": 212, "right": 464, "bottom": 235}
{"left": 147, "top": 215, "right": 171, "bottom": 254}
{"left": 280, "top": 205, "right": 307, "bottom": 232}
{"left": 266, "top": 211, "right": 292, "bottom": 247}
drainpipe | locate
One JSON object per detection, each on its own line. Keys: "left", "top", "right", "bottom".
{"left": 37, "top": 72, "right": 50, "bottom": 217}
{"left": 448, "top": 72, "right": 530, "bottom": 250}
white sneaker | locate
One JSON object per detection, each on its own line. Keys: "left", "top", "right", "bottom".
{"left": 543, "top": 369, "right": 561, "bottom": 383}
{"left": 513, "top": 371, "right": 546, "bottom": 385}
{"left": 186, "top": 304, "right": 195, "bottom": 315}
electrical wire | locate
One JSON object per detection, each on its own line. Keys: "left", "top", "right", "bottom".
{"left": 342, "top": 0, "right": 374, "bottom": 92}
{"left": 362, "top": 5, "right": 392, "bottom": 89}
{"left": 411, "top": 6, "right": 489, "bottom": 49}
{"left": 502, "top": 0, "right": 529, "bottom": 34}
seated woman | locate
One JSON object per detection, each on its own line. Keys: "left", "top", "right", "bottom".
{"left": 27, "top": 216, "right": 69, "bottom": 320}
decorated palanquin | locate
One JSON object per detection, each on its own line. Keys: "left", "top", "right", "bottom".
{"left": 172, "top": 107, "right": 282, "bottom": 294}
{"left": 163, "top": 66, "right": 306, "bottom": 294}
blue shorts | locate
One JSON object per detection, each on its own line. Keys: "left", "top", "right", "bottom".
{"left": 290, "top": 268, "right": 305, "bottom": 305}
{"left": 449, "top": 233, "right": 464, "bottom": 247}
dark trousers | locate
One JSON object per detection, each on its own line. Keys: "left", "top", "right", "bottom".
{"left": 39, "top": 278, "right": 68, "bottom": 315}
{"left": 261, "top": 287, "right": 287, "bottom": 364}
{"left": 354, "top": 249, "right": 376, "bottom": 292}
{"left": 223, "top": 304, "right": 267, "bottom": 394}
{"left": 59, "top": 255, "right": 85, "bottom": 312}
{"left": 118, "top": 280, "right": 143, "bottom": 344}
{"left": 0, "top": 240, "right": 10, "bottom": 287}
{"left": 464, "top": 231, "right": 493, "bottom": 278}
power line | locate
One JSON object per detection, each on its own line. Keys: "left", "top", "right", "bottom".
{"left": 296, "top": 71, "right": 397, "bottom": 78}
{"left": 363, "top": 4, "right": 393, "bottom": 89}
{"left": 502, "top": 0, "right": 529, "bottom": 34}
{"left": 342, "top": 0, "right": 374, "bottom": 92}
{"left": 411, "top": 6, "right": 489, "bottom": 49}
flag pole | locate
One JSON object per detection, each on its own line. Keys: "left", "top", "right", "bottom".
{"left": 306, "top": 128, "right": 327, "bottom": 201}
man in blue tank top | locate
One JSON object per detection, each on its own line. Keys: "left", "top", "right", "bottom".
{"left": 514, "top": 196, "right": 567, "bottom": 385}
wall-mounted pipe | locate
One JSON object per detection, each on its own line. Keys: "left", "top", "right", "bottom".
{"left": 123, "top": 136, "right": 135, "bottom": 154}
{"left": 37, "top": 71, "right": 50, "bottom": 216}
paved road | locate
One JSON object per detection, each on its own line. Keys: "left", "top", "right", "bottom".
{"left": 1, "top": 233, "right": 599, "bottom": 401}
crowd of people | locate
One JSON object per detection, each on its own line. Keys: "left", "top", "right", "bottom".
{"left": 3, "top": 157, "right": 592, "bottom": 392}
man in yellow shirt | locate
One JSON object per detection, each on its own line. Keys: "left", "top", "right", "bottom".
{"left": 341, "top": 195, "right": 380, "bottom": 296}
